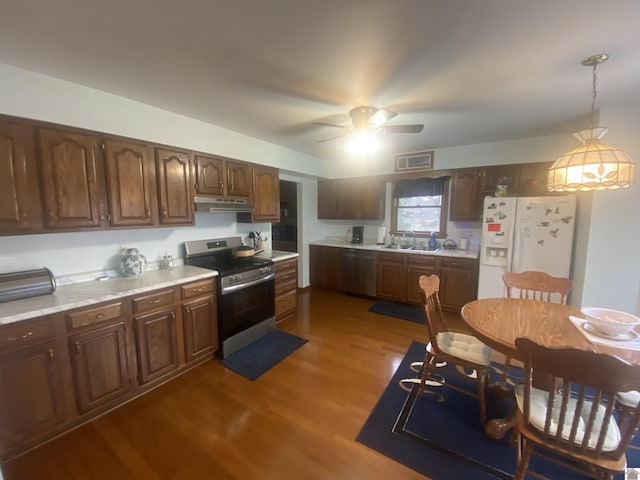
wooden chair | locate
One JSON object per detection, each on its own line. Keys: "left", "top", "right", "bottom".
{"left": 500, "top": 270, "right": 574, "bottom": 383}
{"left": 416, "top": 274, "right": 492, "bottom": 425}
{"left": 513, "top": 337, "right": 640, "bottom": 480}
{"left": 502, "top": 270, "right": 574, "bottom": 304}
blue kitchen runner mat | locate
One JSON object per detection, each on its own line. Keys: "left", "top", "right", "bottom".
{"left": 368, "top": 301, "right": 425, "bottom": 323}
{"left": 221, "top": 329, "right": 308, "bottom": 380}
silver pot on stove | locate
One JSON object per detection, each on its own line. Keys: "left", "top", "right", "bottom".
{"left": 232, "top": 244, "right": 255, "bottom": 259}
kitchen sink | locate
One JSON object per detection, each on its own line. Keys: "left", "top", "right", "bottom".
{"left": 381, "top": 244, "right": 440, "bottom": 253}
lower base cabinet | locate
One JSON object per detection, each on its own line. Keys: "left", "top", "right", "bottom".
{"left": 274, "top": 257, "right": 298, "bottom": 321}
{"left": 0, "top": 277, "right": 217, "bottom": 462}
{"left": 375, "top": 252, "right": 478, "bottom": 312}
{"left": 309, "top": 245, "right": 343, "bottom": 290}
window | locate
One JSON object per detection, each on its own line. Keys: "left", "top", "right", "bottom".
{"left": 391, "top": 177, "right": 449, "bottom": 237}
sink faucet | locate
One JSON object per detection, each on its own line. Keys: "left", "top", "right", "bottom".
{"left": 406, "top": 230, "right": 416, "bottom": 247}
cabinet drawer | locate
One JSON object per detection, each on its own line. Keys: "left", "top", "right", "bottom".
{"left": 407, "top": 255, "right": 437, "bottom": 267}
{"left": 66, "top": 302, "right": 123, "bottom": 330}
{"left": 181, "top": 279, "right": 215, "bottom": 300}
{"left": 441, "top": 258, "right": 476, "bottom": 270}
{"left": 133, "top": 289, "right": 177, "bottom": 314}
{"left": 0, "top": 317, "right": 54, "bottom": 352}
{"left": 275, "top": 278, "right": 297, "bottom": 297}
{"left": 275, "top": 268, "right": 297, "bottom": 284}
{"left": 377, "top": 251, "right": 405, "bottom": 263}
{"left": 275, "top": 258, "right": 297, "bottom": 273}
{"left": 275, "top": 289, "right": 297, "bottom": 318}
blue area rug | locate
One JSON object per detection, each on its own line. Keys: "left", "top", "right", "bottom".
{"left": 356, "top": 341, "right": 640, "bottom": 479}
{"left": 221, "top": 329, "right": 307, "bottom": 380}
{"left": 368, "top": 301, "right": 425, "bottom": 324}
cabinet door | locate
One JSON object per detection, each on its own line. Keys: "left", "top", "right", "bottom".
{"left": 449, "top": 169, "right": 482, "bottom": 221}
{"left": 0, "top": 341, "right": 66, "bottom": 452}
{"left": 518, "top": 162, "right": 553, "bottom": 197}
{"left": 38, "top": 127, "right": 105, "bottom": 229}
{"left": 182, "top": 296, "right": 217, "bottom": 363}
{"left": 355, "top": 179, "right": 385, "bottom": 220}
{"left": 336, "top": 179, "right": 357, "bottom": 219}
{"left": 103, "top": 138, "right": 156, "bottom": 227}
{"left": 309, "top": 246, "right": 342, "bottom": 289}
{"left": 376, "top": 255, "right": 406, "bottom": 302}
{"left": 481, "top": 165, "right": 521, "bottom": 196}
{"left": 226, "top": 160, "right": 252, "bottom": 198}
{"left": 0, "top": 118, "right": 43, "bottom": 235}
{"left": 439, "top": 260, "right": 477, "bottom": 312}
{"left": 251, "top": 166, "right": 280, "bottom": 222}
{"left": 69, "top": 322, "right": 132, "bottom": 413}
{"left": 155, "top": 148, "right": 194, "bottom": 225}
{"left": 194, "top": 154, "right": 225, "bottom": 196}
{"left": 406, "top": 264, "right": 438, "bottom": 305}
{"left": 134, "top": 308, "right": 180, "bottom": 384}
{"left": 317, "top": 179, "right": 337, "bottom": 219}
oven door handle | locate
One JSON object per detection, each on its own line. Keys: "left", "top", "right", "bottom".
{"left": 221, "top": 273, "right": 275, "bottom": 295}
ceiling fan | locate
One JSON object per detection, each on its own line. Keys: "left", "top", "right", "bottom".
{"left": 314, "top": 106, "right": 424, "bottom": 144}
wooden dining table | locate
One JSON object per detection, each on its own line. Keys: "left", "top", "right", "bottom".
{"left": 461, "top": 297, "right": 640, "bottom": 439}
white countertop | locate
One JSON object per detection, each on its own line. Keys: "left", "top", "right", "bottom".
{"left": 310, "top": 237, "right": 479, "bottom": 260}
{"left": 0, "top": 266, "right": 218, "bottom": 325}
{"left": 256, "top": 250, "right": 299, "bottom": 262}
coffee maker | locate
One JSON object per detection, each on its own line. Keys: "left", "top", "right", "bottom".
{"left": 351, "top": 226, "right": 364, "bottom": 244}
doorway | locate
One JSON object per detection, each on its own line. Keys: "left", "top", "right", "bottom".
{"left": 271, "top": 180, "right": 298, "bottom": 252}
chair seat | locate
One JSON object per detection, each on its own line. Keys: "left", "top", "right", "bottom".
{"left": 436, "top": 331, "right": 491, "bottom": 365}
{"left": 514, "top": 385, "right": 621, "bottom": 452}
{"left": 616, "top": 390, "right": 640, "bottom": 408}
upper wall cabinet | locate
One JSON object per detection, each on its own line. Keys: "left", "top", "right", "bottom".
{"left": 103, "top": 138, "right": 158, "bottom": 227}
{"left": 155, "top": 148, "right": 194, "bottom": 226}
{"left": 237, "top": 165, "right": 280, "bottom": 223}
{"left": 0, "top": 117, "right": 43, "bottom": 235}
{"left": 317, "top": 178, "right": 385, "bottom": 220}
{"left": 449, "top": 169, "right": 482, "bottom": 221}
{"left": 37, "top": 127, "right": 106, "bottom": 230}
{"left": 194, "top": 154, "right": 253, "bottom": 199}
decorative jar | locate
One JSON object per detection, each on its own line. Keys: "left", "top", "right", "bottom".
{"left": 120, "top": 247, "right": 147, "bottom": 277}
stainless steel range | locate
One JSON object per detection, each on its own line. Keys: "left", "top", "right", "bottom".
{"left": 183, "top": 237, "right": 275, "bottom": 358}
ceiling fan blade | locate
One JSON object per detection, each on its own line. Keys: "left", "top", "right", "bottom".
{"left": 317, "top": 133, "right": 349, "bottom": 143}
{"left": 382, "top": 124, "right": 424, "bottom": 134}
{"left": 368, "top": 108, "right": 398, "bottom": 127}
{"left": 312, "top": 121, "right": 349, "bottom": 129}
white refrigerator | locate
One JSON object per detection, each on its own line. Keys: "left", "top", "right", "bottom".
{"left": 477, "top": 196, "right": 576, "bottom": 299}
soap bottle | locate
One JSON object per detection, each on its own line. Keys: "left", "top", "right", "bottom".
{"left": 428, "top": 232, "right": 438, "bottom": 251}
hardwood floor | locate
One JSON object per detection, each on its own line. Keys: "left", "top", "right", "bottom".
{"left": 3, "top": 288, "right": 459, "bottom": 480}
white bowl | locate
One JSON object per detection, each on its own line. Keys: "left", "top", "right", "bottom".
{"left": 581, "top": 307, "right": 640, "bottom": 337}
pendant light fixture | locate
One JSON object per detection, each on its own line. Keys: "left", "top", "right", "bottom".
{"left": 548, "top": 54, "right": 635, "bottom": 192}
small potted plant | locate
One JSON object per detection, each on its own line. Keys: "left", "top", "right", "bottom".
{"left": 495, "top": 176, "right": 509, "bottom": 197}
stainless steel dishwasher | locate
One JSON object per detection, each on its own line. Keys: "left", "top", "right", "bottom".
{"left": 343, "top": 248, "right": 377, "bottom": 297}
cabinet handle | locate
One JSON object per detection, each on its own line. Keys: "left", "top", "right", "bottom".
{"left": 74, "top": 341, "right": 81, "bottom": 354}
{"left": 219, "top": 181, "right": 224, "bottom": 190}
{"left": 49, "top": 348, "right": 55, "bottom": 360}
{"left": 146, "top": 208, "right": 151, "bottom": 218}
{"left": 193, "top": 287, "right": 204, "bottom": 292}
{"left": 161, "top": 207, "right": 167, "bottom": 217}
{"left": 7, "top": 331, "right": 33, "bottom": 342}
{"left": 170, "top": 312, "right": 176, "bottom": 321}
{"left": 150, "top": 299, "right": 162, "bottom": 304}
{"left": 19, "top": 208, "right": 27, "bottom": 220}
{"left": 94, "top": 313, "right": 106, "bottom": 320}
{"left": 106, "top": 212, "right": 112, "bottom": 221}
{"left": 184, "top": 306, "right": 191, "bottom": 314}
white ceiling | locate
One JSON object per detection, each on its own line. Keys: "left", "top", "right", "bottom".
{"left": 1, "top": 0, "right": 639, "bottom": 162}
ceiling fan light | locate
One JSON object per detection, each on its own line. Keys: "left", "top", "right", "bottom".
{"left": 347, "top": 131, "right": 380, "bottom": 155}
{"left": 548, "top": 128, "right": 635, "bottom": 192}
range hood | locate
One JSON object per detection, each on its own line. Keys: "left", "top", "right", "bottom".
{"left": 194, "top": 196, "right": 254, "bottom": 213}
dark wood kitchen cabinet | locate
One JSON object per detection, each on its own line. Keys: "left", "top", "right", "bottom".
{"left": 237, "top": 165, "right": 280, "bottom": 223}
{"left": 449, "top": 168, "right": 482, "bottom": 221}
{"left": 37, "top": 126, "right": 106, "bottom": 230}
{"left": 132, "top": 288, "right": 181, "bottom": 385}
{"left": 0, "top": 116, "right": 43, "bottom": 235}
{"left": 438, "top": 257, "right": 478, "bottom": 312}
{"left": 309, "top": 245, "right": 343, "bottom": 290}
{"left": 274, "top": 257, "right": 298, "bottom": 321}
{"left": 66, "top": 301, "right": 134, "bottom": 415}
{"left": 155, "top": 147, "right": 194, "bottom": 226}
{"left": 194, "top": 154, "right": 252, "bottom": 199}
{"left": 317, "top": 178, "right": 385, "bottom": 220}
{"left": 376, "top": 252, "right": 407, "bottom": 302}
{"left": 181, "top": 279, "right": 217, "bottom": 363}
{"left": 0, "top": 316, "right": 72, "bottom": 458}
{"left": 103, "top": 138, "right": 157, "bottom": 227}
{"left": 406, "top": 255, "right": 438, "bottom": 305}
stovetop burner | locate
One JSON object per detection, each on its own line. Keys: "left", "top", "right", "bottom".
{"left": 183, "top": 236, "right": 274, "bottom": 288}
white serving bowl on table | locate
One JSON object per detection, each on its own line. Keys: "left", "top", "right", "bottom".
{"left": 581, "top": 307, "right": 640, "bottom": 338}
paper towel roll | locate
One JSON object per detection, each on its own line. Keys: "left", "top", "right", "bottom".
{"left": 376, "top": 226, "right": 386, "bottom": 244}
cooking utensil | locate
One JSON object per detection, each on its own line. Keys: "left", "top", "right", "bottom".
{"left": 232, "top": 245, "right": 255, "bottom": 258}
{"left": 0, "top": 267, "right": 57, "bottom": 303}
